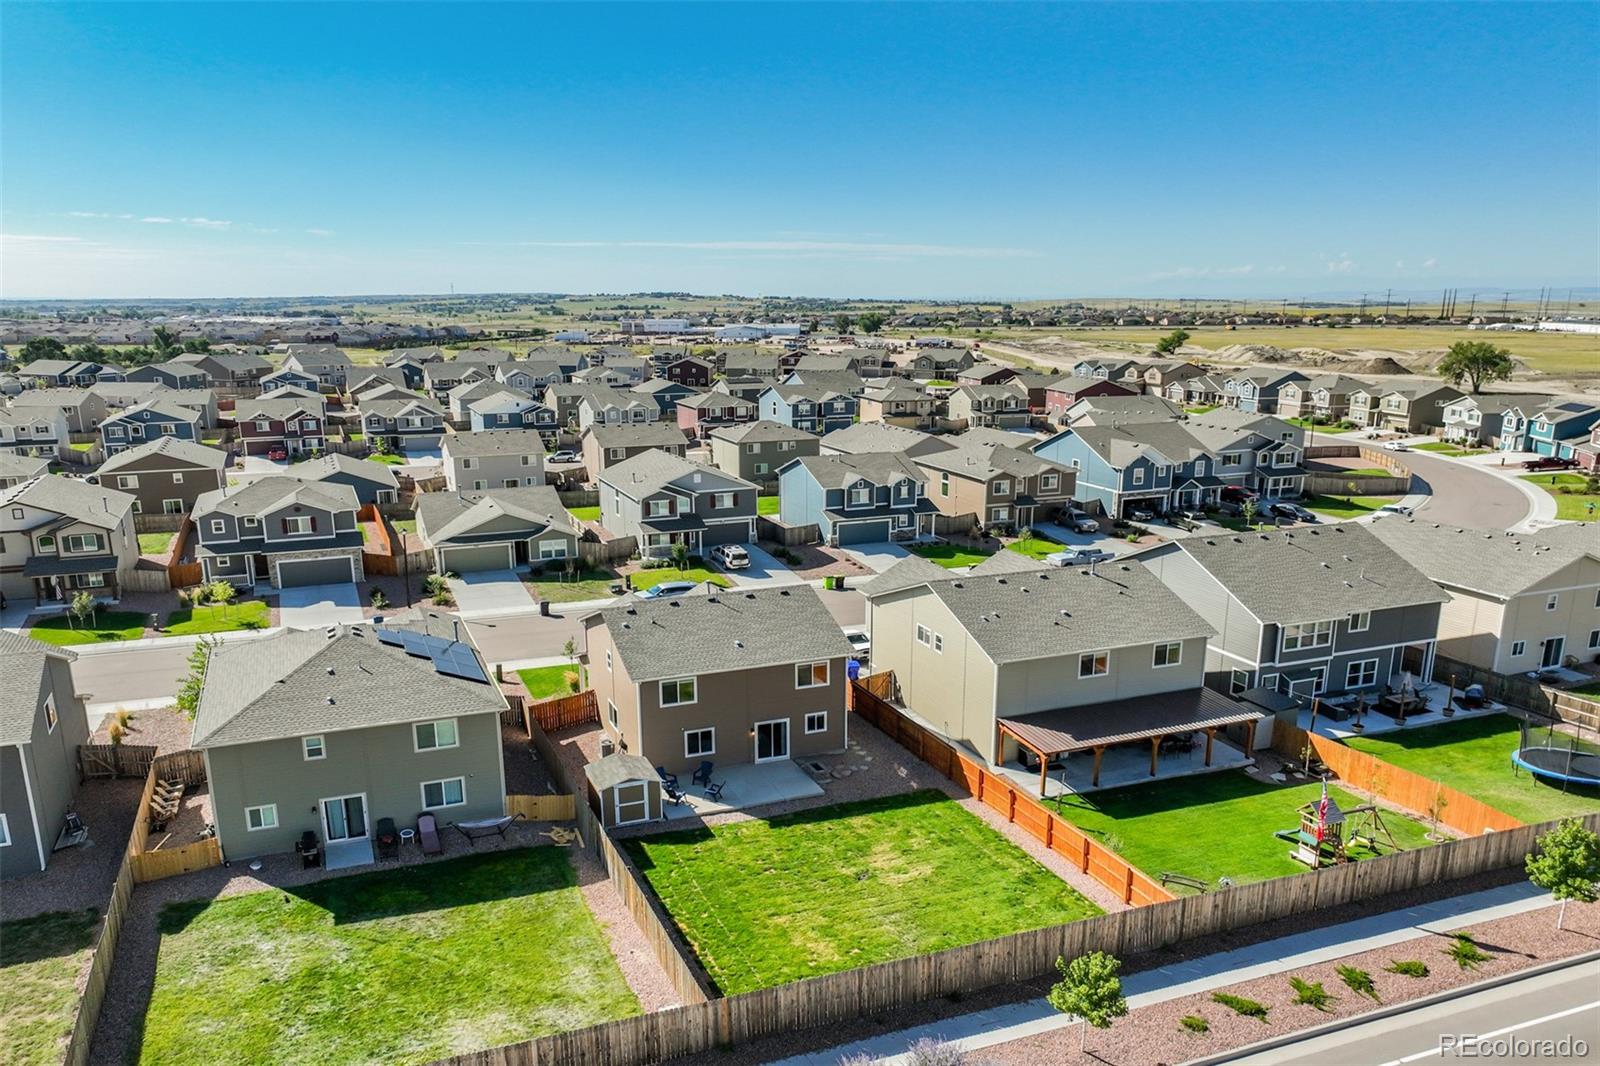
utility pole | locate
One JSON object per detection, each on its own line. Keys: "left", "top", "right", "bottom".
{"left": 1501, "top": 291, "right": 1510, "bottom": 316}
{"left": 1467, "top": 292, "right": 1477, "bottom": 317}
{"left": 1383, "top": 289, "right": 1392, "bottom": 318}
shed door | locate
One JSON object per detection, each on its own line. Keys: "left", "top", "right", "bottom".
{"left": 613, "top": 782, "right": 650, "bottom": 826}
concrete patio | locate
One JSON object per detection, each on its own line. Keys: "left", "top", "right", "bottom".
{"left": 994, "top": 735, "right": 1254, "bottom": 798}
{"left": 1298, "top": 682, "right": 1509, "bottom": 740}
{"left": 662, "top": 759, "right": 824, "bottom": 820}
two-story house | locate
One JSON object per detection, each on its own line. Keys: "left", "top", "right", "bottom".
{"left": 0, "top": 406, "right": 69, "bottom": 459}
{"left": 905, "top": 349, "right": 975, "bottom": 378}
{"left": 1137, "top": 361, "right": 1205, "bottom": 398}
{"left": 709, "top": 419, "right": 820, "bottom": 482}
{"left": 1185, "top": 408, "right": 1307, "bottom": 500}
{"left": 663, "top": 356, "right": 714, "bottom": 387}
{"left": 630, "top": 378, "right": 700, "bottom": 417}
{"left": 1139, "top": 524, "right": 1449, "bottom": 699}
{"left": 99, "top": 399, "right": 202, "bottom": 456}
{"left": 1350, "top": 381, "right": 1464, "bottom": 434}
{"left": 577, "top": 390, "right": 660, "bottom": 430}
{"left": 1223, "top": 369, "right": 1308, "bottom": 414}
{"left": 1032, "top": 421, "right": 1202, "bottom": 518}
{"left": 360, "top": 396, "right": 448, "bottom": 452}
{"left": 1277, "top": 374, "right": 1371, "bottom": 423}
{"left": 191, "top": 616, "right": 507, "bottom": 862}
{"left": 947, "top": 382, "right": 1032, "bottom": 429}
{"left": 676, "top": 391, "right": 758, "bottom": 440}
{"left": 446, "top": 379, "right": 503, "bottom": 421}
{"left": 258, "top": 366, "right": 325, "bottom": 396}
{"left": 495, "top": 359, "right": 567, "bottom": 394}
{"left": 597, "top": 451, "right": 759, "bottom": 557}
{"left": 584, "top": 584, "right": 852, "bottom": 779}
{"left": 169, "top": 350, "right": 271, "bottom": 390}
{"left": 1071, "top": 357, "right": 1140, "bottom": 382}
{"left": 468, "top": 390, "right": 559, "bottom": 435}
{"left": 758, "top": 384, "right": 858, "bottom": 434}
{"left": 580, "top": 422, "right": 689, "bottom": 478}
{"left": 191, "top": 477, "right": 365, "bottom": 589}
{"left": 778, "top": 452, "right": 936, "bottom": 545}
{"left": 8, "top": 387, "right": 109, "bottom": 435}
{"left": 95, "top": 438, "right": 228, "bottom": 516}
{"left": 1042, "top": 376, "right": 1137, "bottom": 424}
{"left": 346, "top": 367, "right": 412, "bottom": 400}
{"left": 1577, "top": 422, "right": 1600, "bottom": 473}
{"left": 16, "top": 359, "right": 108, "bottom": 388}
{"left": 956, "top": 364, "right": 1017, "bottom": 387}
{"left": 781, "top": 368, "right": 868, "bottom": 398}
{"left": 282, "top": 349, "right": 355, "bottom": 393}
{"left": 1523, "top": 399, "right": 1600, "bottom": 460}
{"left": 0, "top": 476, "right": 139, "bottom": 605}
{"left": 1, "top": 633, "right": 93, "bottom": 880}
{"left": 859, "top": 382, "right": 938, "bottom": 430}
{"left": 424, "top": 360, "right": 492, "bottom": 399}
{"left": 417, "top": 485, "right": 578, "bottom": 573}
{"left": 1163, "top": 373, "right": 1227, "bottom": 409}
{"left": 235, "top": 397, "right": 327, "bottom": 457}
{"left": 126, "top": 360, "right": 211, "bottom": 390}
{"left": 914, "top": 443, "right": 1076, "bottom": 532}
{"left": 1438, "top": 392, "right": 1547, "bottom": 449}
{"left": 721, "top": 352, "right": 784, "bottom": 380}
{"left": 442, "top": 429, "right": 546, "bottom": 493}
{"left": 287, "top": 453, "right": 401, "bottom": 508}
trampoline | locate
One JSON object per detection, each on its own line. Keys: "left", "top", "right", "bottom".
{"left": 1512, "top": 746, "right": 1600, "bottom": 788}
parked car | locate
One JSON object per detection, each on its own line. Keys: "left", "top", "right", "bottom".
{"left": 1269, "top": 502, "right": 1317, "bottom": 523}
{"left": 1523, "top": 456, "right": 1577, "bottom": 471}
{"left": 548, "top": 449, "right": 579, "bottom": 464}
{"left": 1044, "top": 548, "right": 1116, "bottom": 567}
{"left": 1128, "top": 507, "right": 1156, "bottom": 522}
{"left": 1219, "top": 486, "right": 1258, "bottom": 505}
{"left": 266, "top": 447, "right": 288, "bottom": 461}
{"left": 1064, "top": 512, "right": 1099, "bottom": 534}
{"left": 710, "top": 544, "right": 750, "bottom": 570}
{"left": 1383, "top": 440, "right": 1410, "bottom": 452}
{"left": 1375, "top": 503, "right": 1414, "bottom": 518}
{"left": 845, "top": 630, "right": 871, "bottom": 662}
{"left": 635, "top": 580, "right": 697, "bottom": 600}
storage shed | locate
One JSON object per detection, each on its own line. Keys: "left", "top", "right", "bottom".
{"left": 584, "top": 753, "right": 663, "bottom": 828}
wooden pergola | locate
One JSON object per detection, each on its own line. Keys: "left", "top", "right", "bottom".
{"left": 997, "top": 688, "right": 1266, "bottom": 796}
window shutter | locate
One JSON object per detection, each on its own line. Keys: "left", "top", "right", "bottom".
{"left": 310, "top": 516, "right": 318, "bottom": 532}
{"left": 281, "top": 518, "right": 289, "bottom": 534}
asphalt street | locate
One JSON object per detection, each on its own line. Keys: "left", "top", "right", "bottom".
{"left": 1391, "top": 449, "right": 1535, "bottom": 531}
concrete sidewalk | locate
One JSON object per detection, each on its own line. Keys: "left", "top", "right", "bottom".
{"left": 775, "top": 881, "right": 1552, "bottom": 1065}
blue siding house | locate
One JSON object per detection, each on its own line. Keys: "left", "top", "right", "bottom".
{"left": 777, "top": 452, "right": 935, "bottom": 545}
{"left": 1524, "top": 399, "right": 1600, "bottom": 459}
{"left": 100, "top": 399, "right": 202, "bottom": 455}
{"left": 760, "top": 385, "right": 857, "bottom": 435}
{"left": 468, "top": 390, "right": 559, "bottom": 433}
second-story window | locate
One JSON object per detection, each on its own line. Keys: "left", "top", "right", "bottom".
{"left": 712, "top": 492, "right": 737, "bottom": 509}
{"left": 647, "top": 499, "right": 672, "bottom": 517}
{"left": 283, "top": 515, "right": 313, "bottom": 535}
{"left": 848, "top": 486, "right": 871, "bottom": 506}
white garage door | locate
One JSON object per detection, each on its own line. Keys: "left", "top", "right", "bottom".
{"left": 277, "top": 556, "right": 356, "bottom": 588}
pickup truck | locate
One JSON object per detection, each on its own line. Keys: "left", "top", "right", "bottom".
{"left": 1523, "top": 456, "right": 1577, "bottom": 472}
{"left": 1044, "top": 547, "right": 1116, "bottom": 568}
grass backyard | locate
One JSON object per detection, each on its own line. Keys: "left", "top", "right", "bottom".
{"left": 1413, "top": 441, "right": 1489, "bottom": 457}
{"left": 391, "top": 518, "right": 417, "bottom": 534}
{"left": 162, "top": 600, "right": 270, "bottom": 636}
{"left": 1520, "top": 473, "right": 1600, "bottom": 521}
{"left": 908, "top": 542, "right": 997, "bottom": 568}
{"left": 1344, "top": 715, "right": 1600, "bottom": 825}
{"left": 567, "top": 505, "right": 601, "bottom": 521}
{"left": 1006, "top": 534, "right": 1065, "bottom": 560}
{"left": 757, "top": 495, "right": 780, "bottom": 515}
{"left": 1055, "top": 770, "right": 1436, "bottom": 891}
{"left": 28, "top": 610, "right": 147, "bottom": 646}
{"left": 525, "top": 566, "right": 620, "bottom": 602}
{"left": 0, "top": 909, "right": 100, "bottom": 1066}
{"left": 623, "top": 791, "right": 1102, "bottom": 995}
{"left": 627, "top": 565, "right": 729, "bottom": 591}
{"left": 1302, "top": 493, "right": 1399, "bottom": 519}
{"left": 136, "top": 848, "right": 638, "bottom": 1066}
{"left": 1285, "top": 417, "right": 1354, "bottom": 433}
{"left": 137, "top": 531, "right": 175, "bottom": 555}
{"left": 518, "top": 664, "right": 582, "bottom": 699}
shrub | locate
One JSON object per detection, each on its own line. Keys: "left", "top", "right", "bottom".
{"left": 1211, "top": 992, "right": 1269, "bottom": 1022}
{"left": 1385, "top": 960, "right": 1429, "bottom": 978}
{"left": 369, "top": 588, "right": 389, "bottom": 610}
{"left": 1445, "top": 933, "right": 1492, "bottom": 971}
{"left": 1290, "top": 976, "right": 1335, "bottom": 1011}
{"left": 1179, "top": 1014, "right": 1209, "bottom": 1034}
{"left": 1337, "top": 965, "right": 1379, "bottom": 1001}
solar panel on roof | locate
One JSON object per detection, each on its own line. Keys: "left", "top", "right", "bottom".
{"left": 374, "top": 627, "right": 404, "bottom": 647}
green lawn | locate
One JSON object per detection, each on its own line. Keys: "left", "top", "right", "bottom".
{"left": 1055, "top": 771, "right": 1436, "bottom": 892}
{"left": 628, "top": 566, "right": 730, "bottom": 591}
{"left": 391, "top": 518, "right": 417, "bottom": 534}
{"left": 28, "top": 610, "right": 148, "bottom": 646}
{"left": 0, "top": 909, "right": 100, "bottom": 1066}
{"left": 908, "top": 542, "right": 997, "bottom": 568}
{"left": 1006, "top": 534, "right": 1064, "bottom": 560}
{"left": 518, "top": 664, "right": 582, "bottom": 699}
{"left": 1413, "top": 441, "right": 1488, "bottom": 457}
{"left": 1302, "top": 494, "right": 1401, "bottom": 519}
{"left": 525, "top": 566, "right": 620, "bottom": 603}
{"left": 200, "top": 436, "right": 223, "bottom": 446}
{"left": 925, "top": 378, "right": 956, "bottom": 387}
{"left": 1343, "top": 715, "right": 1600, "bottom": 825}
{"left": 138, "top": 531, "right": 175, "bottom": 555}
{"left": 1285, "top": 417, "right": 1353, "bottom": 433}
{"left": 623, "top": 791, "right": 1101, "bottom": 994}
{"left": 68, "top": 441, "right": 95, "bottom": 452}
{"left": 1520, "top": 473, "right": 1600, "bottom": 521}
{"left": 567, "top": 505, "right": 601, "bottom": 521}
{"left": 1343, "top": 467, "right": 1394, "bottom": 476}
{"left": 370, "top": 453, "right": 405, "bottom": 465}
{"left": 137, "top": 849, "right": 638, "bottom": 1066}
{"left": 1185, "top": 405, "right": 1219, "bottom": 414}
{"left": 1568, "top": 680, "right": 1600, "bottom": 698}
{"left": 162, "top": 600, "right": 270, "bottom": 636}
{"left": 757, "top": 495, "right": 780, "bottom": 515}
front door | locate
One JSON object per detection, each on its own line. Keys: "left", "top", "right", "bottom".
{"left": 754, "top": 719, "right": 790, "bottom": 763}
{"left": 321, "top": 794, "right": 368, "bottom": 842}
{"left": 1541, "top": 637, "right": 1566, "bottom": 669}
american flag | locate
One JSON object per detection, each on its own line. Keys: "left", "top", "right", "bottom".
{"left": 1315, "top": 780, "right": 1330, "bottom": 844}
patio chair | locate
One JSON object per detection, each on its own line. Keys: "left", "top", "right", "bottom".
{"left": 691, "top": 760, "right": 715, "bottom": 787}
{"left": 703, "top": 780, "right": 726, "bottom": 803}
{"left": 416, "top": 812, "right": 443, "bottom": 855}
{"left": 294, "top": 830, "right": 322, "bottom": 869}
{"left": 655, "top": 765, "right": 679, "bottom": 789}
{"left": 374, "top": 817, "right": 400, "bottom": 861}
{"left": 663, "top": 782, "right": 688, "bottom": 808}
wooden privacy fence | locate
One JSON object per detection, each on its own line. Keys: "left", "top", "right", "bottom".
{"left": 166, "top": 517, "right": 202, "bottom": 588}
{"left": 850, "top": 682, "right": 1172, "bottom": 907}
{"left": 528, "top": 690, "right": 601, "bottom": 732}
{"left": 504, "top": 794, "right": 577, "bottom": 822}
{"left": 1431, "top": 653, "right": 1554, "bottom": 715}
{"left": 79, "top": 743, "right": 157, "bottom": 780}
{"left": 363, "top": 548, "right": 433, "bottom": 577}
{"left": 1271, "top": 718, "right": 1525, "bottom": 836}
{"left": 127, "top": 750, "right": 223, "bottom": 883}
{"left": 58, "top": 821, "right": 136, "bottom": 1066}
{"left": 440, "top": 811, "right": 1600, "bottom": 1066}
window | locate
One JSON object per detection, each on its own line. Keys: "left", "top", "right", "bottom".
{"left": 1153, "top": 642, "right": 1182, "bottom": 668}
{"left": 172, "top": 472, "right": 184, "bottom": 484}
{"left": 1590, "top": 629, "right": 1600, "bottom": 650}
{"left": 299, "top": 735, "right": 327, "bottom": 761}
{"left": 916, "top": 624, "right": 931, "bottom": 646}
{"left": 1595, "top": 590, "right": 1600, "bottom": 609}
{"left": 805, "top": 711, "right": 827, "bottom": 734}
{"left": 796, "top": 661, "right": 829, "bottom": 688}
{"left": 754, "top": 462, "right": 769, "bottom": 475}
{"left": 712, "top": 492, "right": 737, "bottom": 509}
{"left": 0, "top": 813, "right": 9, "bottom": 847}
{"left": 538, "top": 539, "right": 569, "bottom": 560}
{"left": 1230, "top": 669, "right": 1251, "bottom": 695}
{"left": 1079, "top": 651, "right": 1110, "bottom": 677}
{"left": 1041, "top": 473, "right": 1058, "bottom": 491}
{"left": 1131, "top": 468, "right": 1145, "bottom": 486}
{"left": 462, "top": 457, "right": 478, "bottom": 469}
{"left": 245, "top": 804, "right": 278, "bottom": 831}
{"left": 848, "top": 486, "right": 871, "bottom": 506}
{"left": 63, "top": 533, "right": 101, "bottom": 553}
{"left": 1511, "top": 640, "right": 1527, "bottom": 657}
{"left": 605, "top": 648, "right": 612, "bottom": 672}
{"left": 659, "top": 677, "right": 696, "bottom": 706}
{"left": 933, "top": 633, "right": 944, "bottom": 653}
{"left": 1348, "top": 612, "right": 1371, "bottom": 633}
{"left": 472, "top": 480, "right": 487, "bottom": 490}
{"left": 647, "top": 499, "right": 672, "bottom": 517}
{"left": 421, "top": 777, "right": 466, "bottom": 809}
{"left": 44, "top": 696, "right": 58, "bottom": 734}
{"left": 117, "top": 475, "right": 138, "bottom": 489}
{"left": 684, "top": 727, "right": 715, "bottom": 758}
{"left": 607, "top": 699, "right": 619, "bottom": 727}
{"left": 993, "top": 479, "right": 1011, "bottom": 496}
{"left": 36, "top": 534, "right": 55, "bottom": 552}
{"left": 1282, "top": 620, "right": 1335, "bottom": 651}
{"left": 414, "top": 718, "right": 459, "bottom": 751}
{"left": 940, "top": 472, "right": 950, "bottom": 497}
{"left": 283, "top": 515, "right": 313, "bottom": 535}
{"left": 1222, "top": 452, "right": 1243, "bottom": 466}
{"left": 1346, "top": 658, "right": 1379, "bottom": 688}
{"left": 1547, "top": 594, "right": 1560, "bottom": 611}
{"left": 254, "top": 420, "right": 271, "bottom": 432}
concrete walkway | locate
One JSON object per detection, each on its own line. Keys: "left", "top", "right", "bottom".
{"left": 775, "top": 881, "right": 1552, "bottom": 1065}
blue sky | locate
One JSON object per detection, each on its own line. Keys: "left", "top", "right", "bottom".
{"left": 2, "top": 2, "right": 1596, "bottom": 300}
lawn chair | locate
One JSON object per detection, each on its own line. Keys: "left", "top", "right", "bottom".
{"left": 663, "top": 781, "right": 688, "bottom": 808}
{"left": 704, "top": 780, "right": 726, "bottom": 803}
{"left": 655, "top": 765, "right": 679, "bottom": 789}
{"left": 416, "top": 812, "right": 443, "bottom": 856}
{"left": 691, "top": 760, "right": 715, "bottom": 787}
{"left": 375, "top": 817, "right": 400, "bottom": 861}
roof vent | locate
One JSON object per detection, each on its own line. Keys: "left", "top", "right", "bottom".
{"left": 325, "top": 696, "right": 335, "bottom": 705}
{"left": 734, "top": 639, "right": 744, "bottom": 649}
{"left": 326, "top": 666, "right": 336, "bottom": 675}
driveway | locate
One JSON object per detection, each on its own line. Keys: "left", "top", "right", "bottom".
{"left": 1032, "top": 522, "right": 1140, "bottom": 557}
{"left": 726, "top": 544, "right": 805, "bottom": 588}
{"left": 278, "top": 583, "right": 364, "bottom": 628}
{"left": 840, "top": 542, "right": 912, "bottom": 573}
{"left": 238, "top": 455, "right": 290, "bottom": 476}
{"left": 448, "top": 570, "right": 538, "bottom": 618}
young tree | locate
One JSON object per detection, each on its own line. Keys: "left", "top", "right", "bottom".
{"left": 1155, "top": 329, "right": 1191, "bottom": 355}
{"left": 69, "top": 589, "right": 97, "bottom": 630}
{"left": 1048, "top": 951, "right": 1129, "bottom": 1052}
{"left": 1241, "top": 496, "right": 1259, "bottom": 530}
{"left": 857, "top": 311, "right": 887, "bottom": 334}
{"left": 1437, "top": 341, "right": 1516, "bottom": 394}
{"left": 670, "top": 540, "right": 690, "bottom": 573}
{"left": 206, "top": 579, "right": 237, "bottom": 616}
{"left": 175, "top": 639, "right": 216, "bottom": 719}
{"left": 1526, "top": 818, "right": 1600, "bottom": 930}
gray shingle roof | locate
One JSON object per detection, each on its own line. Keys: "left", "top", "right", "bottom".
{"left": 443, "top": 428, "right": 546, "bottom": 458}
{"left": 98, "top": 437, "right": 229, "bottom": 473}
{"left": 583, "top": 422, "right": 689, "bottom": 449}
{"left": 601, "top": 451, "right": 754, "bottom": 499}
{"left": 0, "top": 632, "right": 75, "bottom": 746}
{"left": 1367, "top": 519, "right": 1600, "bottom": 599}
{"left": 710, "top": 419, "right": 815, "bottom": 444}
{"left": 193, "top": 476, "right": 357, "bottom": 520}
{"left": 416, "top": 485, "right": 575, "bottom": 544}
{"left": 1166, "top": 524, "right": 1450, "bottom": 622}
{"left": 288, "top": 452, "right": 400, "bottom": 489}
{"left": 595, "top": 584, "right": 852, "bottom": 682}
{"left": 0, "top": 452, "right": 50, "bottom": 480}
{"left": 820, "top": 422, "right": 954, "bottom": 456}
{"left": 915, "top": 443, "right": 1069, "bottom": 481}
{"left": 191, "top": 619, "right": 505, "bottom": 748}
{"left": 792, "top": 452, "right": 926, "bottom": 490}
{"left": 0, "top": 475, "right": 135, "bottom": 526}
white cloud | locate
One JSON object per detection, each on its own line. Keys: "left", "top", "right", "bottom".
{"left": 140, "top": 216, "right": 174, "bottom": 224}
{"left": 2, "top": 233, "right": 92, "bottom": 243}
{"left": 1151, "top": 264, "right": 1257, "bottom": 280}
{"left": 1326, "top": 255, "right": 1356, "bottom": 274}
{"left": 67, "top": 211, "right": 112, "bottom": 219}
{"left": 180, "top": 217, "right": 231, "bottom": 230}
{"left": 1423, "top": 257, "right": 1437, "bottom": 269}
{"left": 306, "top": 228, "right": 334, "bottom": 237}
{"left": 461, "top": 238, "right": 1040, "bottom": 259}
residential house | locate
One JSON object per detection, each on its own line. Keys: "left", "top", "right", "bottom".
{"left": 1009, "top": 371, "right": 1065, "bottom": 412}
{"left": 346, "top": 367, "right": 412, "bottom": 399}
{"left": 283, "top": 349, "right": 355, "bottom": 392}
{"left": 859, "top": 382, "right": 938, "bottom": 430}
{"left": 915, "top": 442, "right": 1076, "bottom": 531}
{"left": 778, "top": 452, "right": 936, "bottom": 545}
{"left": 424, "top": 361, "right": 491, "bottom": 398}
{"left": 1139, "top": 524, "right": 1449, "bottom": 699}
{"left": 191, "top": 617, "right": 507, "bottom": 861}
{"left": 795, "top": 354, "right": 863, "bottom": 375}
{"left": 664, "top": 356, "right": 714, "bottom": 387}
{"left": 99, "top": 399, "right": 202, "bottom": 456}
{"left": 1440, "top": 392, "right": 1552, "bottom": 448}
{"left": 0, "top": 406, "right": 68, "bottom": 459}
{"left": 904, "top": 349, "right": 975, "bottom": 378}
{"left": 0, "top": 453, "right": 49, "bottom": 488}
{"left": 360, "top": 396, "right": 448, "bottom": 452}
{"left": 1350, "top": 381, "right": 1464, "bottom": 434}
{"left": 287, "top": 453, "right": 401, "bottom": 508}
{"left": 259, "top": 366, "right": 323, "bottom": 396}
{"left": 1042, "top": 376, "right": 1137, "bottom": 424}
{"left": 191, "top": 477, "right": 364, "bottom": 588}
{"left": 631, "top": 378, "right": 700, "bottom": 417}
{"left": 709, "top": 419, "right": 819, "bottom": 482}
{"left": 759, "top": 384, "right": 858, "bottom": 434}
{"left": 721, "top": 352, "right": 784, "bottom": 380}
{"left": 383, "top": 347, "right": 446, "bottom": 388}
{"left": 1277, "top": 374, "right": 1371, "bottom": 423}
{"left": 16, "top": 359, "right": 107, "bottom": 388}
{"left": 713, "top": 376, "right": 769, "bottom": 404}
{"left": 468, "top": 390, "right": 558, "bottom": 435}
{"left": 577, "top": 390, "right": 660, "bottom": 431}
{"left": 96, "top": 438, "right": 228, "bottom": 516}
{"left": 1138, "top": 361, "right": 1206, "bottom": 397}
{"left": 1577, "top": 423, "right": 1600, "bottom": 473}
{"left": 1071, "top": 357, "right": 1140, "bottom": 381}
{"left": 947, "top": 382, "right": 1032, "bottom": 429}
{"left": 168, "top": 350, "right": 271, "bottom": 389}
{"left": 0, "top": 634, "right": 91, "bottom": 879}
{"left": 580, "top": 422, "right": 689, "bottom": 478}
{"left": 0, "top": 476, "right": 138, "bottom": 604}
{"left": 495, "top": 359, "right": 567, "bottom": 394}
{"left": 235, "top": 397, "right": 327, "bottom": 457}
{"left": 1523, "top": 398, "right": 1600, "bottom": 459}
{"left": 442, "top": 429, "right": 546, "bottom": 493}
{"left": 584, "top": 584, "right": 851, "bottom": 779}
{"left": 1060, "top": 394, "right": 1186, "bottom": 427}
{"left": 446, "top": 379, "right": 505, "bottom": 420}
{"left": 1222, "top": 368, "right": 1308, "bottom": 414}
{"left": 1163, "top": 373, "right": 1226, "bottom": 409}
{"left": 819, "top": 421, "right": 955, "bottom": 459}
{"left": 676, "top": 391, "right": 758, "bottom": 440}
{"left": 597, "top": 451, "right": 759, "bottom": 557}
{"left": 781, "top": 368, "right": 868, "bottom": 397}
{"left": 126, "top": 361, "right": 210, "bottom": 390}
{"left": 8, "top": 387, "right": 108, "bottom": 434}
{"left": 570, "top": 365, "right": 634, "bottom": 388}
{"left": 450, "top": 346, "right": 515, "bottom": 365}
{"left": 956, "top": 364, "right": 1018, "bottom": 387}
{"left": 416, "top": 486, "right": 578, "bottom": 573}
{"left": 257, "top": 384, "right": 327, "bottom": 410}
{"left": 1368, "top": 521, "right": 1600, "bottom": 673}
